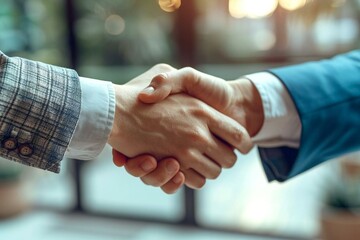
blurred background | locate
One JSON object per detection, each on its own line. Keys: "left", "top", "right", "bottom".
{"left": 1, "top": 0, "right": 360, "bottom": 239}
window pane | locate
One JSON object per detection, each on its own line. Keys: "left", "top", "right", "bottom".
{"left": 82, "top": 145, "right": 184, "bottom": 221}
{"left": 196, "top": 148, "right": 339, "bottom": 238}
{"left": 0, "top": 0, "right": 75, "bottom": 210}
{"left": 75, "top": 0, "right": 176, "bottom": 68}
{"left": 0, "top": 0, "right": 70, "bottom": 66}
{"left": 195, "top": 0, "right": 359, "bottom": 63}
{"left": 194, "top": 2, "right": 360, "bottom": 237}
{"left": 32, "top": 160, "right": 76, "bottom": 210}
{"left": 75, "top": 0, "right": 184, "bottom": 221}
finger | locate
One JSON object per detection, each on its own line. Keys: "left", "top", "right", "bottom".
{"left": 138, "top": 73, "right": 173, "bottom": 103}
{"left": 161, "top": 172, "right": 185, "bottom": 194}
{"left": 205, "top": 137, "right": 238, "bottom": 169}
{"left": 207, "top": 111, "right": 254, "bottom": 154}
{"left": 112, "top": 149, "right": 128, "bottom": 167}
{"left": 182, "top": 169, "right": 206, "bottom": 189}
{"left": 182, "top": 150, "right": 221, "bottom": 180}
{"left": 139, "top": 68, "right": 229, "bottom": 110}
{"left": 140, "top": 158, "right": 181, "bottom": 187}
{"left": 138, "top": 68, "right": 194, "bottom": 103}
{"left": 124, "top": 155, "right": 157, "bottom": 177}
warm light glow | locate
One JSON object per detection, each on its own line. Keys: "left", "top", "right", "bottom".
{"left": 254, "top": 29, "right": 276, "bottom": 51}
{"left": 279, "top": 0, "right": 306, "bottom": 11}
{"left": 229, "top": 0, "right": 247, "bottom": 18}
{"left": 104, "top": 15, "right": 125, "bottom": 35}
{"left": 158, "top": 0, "right": 181, "bottom": 12}
{"left": 229, "top": 0, "right": 278, "bottom": 19}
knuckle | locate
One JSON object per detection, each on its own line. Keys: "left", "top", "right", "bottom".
{"left": 182, "top": 67, "right": 200, "bottom": 88}
{"left": 152, "top": 74, "right": 168, "bottom": 85}
{"left": 180, "top": 151, "right": 193, "bottom": 169}
{"left": 188, "top": 128, "right": 206, "bottom": 143}
{"left": 191, "top": 105, "right": 210, "bottom": 119}
{"left": 182, "top": 67, "right": 195, "bottom": 75}
{"left": 155, "top": 63, "right": 174, "bottom": 72}
{"left": 233, "top": 128, "right": 244, "bottom": 142}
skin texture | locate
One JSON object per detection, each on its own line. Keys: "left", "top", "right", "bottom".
{"left": 139, "top": 67, "right": 264, "bottom": 137}
{"left": 108, "top": 65, "right": 253, "bottom": 190}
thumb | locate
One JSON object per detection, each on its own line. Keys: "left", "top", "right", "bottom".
{"left": 112, "top": 149, "right": 128, "bottom": 167}
{"left": 138, "top": 72, "right": 184, "bottom": 103}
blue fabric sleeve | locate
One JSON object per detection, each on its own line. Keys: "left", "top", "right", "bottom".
{"left": 259, "top": 50, "right": 360, "bottom": 181}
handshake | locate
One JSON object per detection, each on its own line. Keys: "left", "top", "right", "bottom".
{"left": 107, "top": 64, "right": 265, "bottom": 193}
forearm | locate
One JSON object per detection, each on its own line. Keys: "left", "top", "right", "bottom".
{"left": 267, "top": 50, "right": 360, "bottom": 180}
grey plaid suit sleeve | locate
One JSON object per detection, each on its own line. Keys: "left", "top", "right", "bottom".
{"left": 0, "top": 51, "right": 81, "bottom": 173}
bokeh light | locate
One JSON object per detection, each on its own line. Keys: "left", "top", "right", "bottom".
{"left": 254, "top": 29, "right": 276, "bottom": 51}
{"left": 104, "top": 14, "right": 125, "bottom": 35}
{"left": 158, "top": 0, "right": 181, "bottom": 12}
{"left": 229, "top": 0, "right": 278, "bottom": 19}
{"left": 279, "top": 0, "right": 307, "bottom": 11}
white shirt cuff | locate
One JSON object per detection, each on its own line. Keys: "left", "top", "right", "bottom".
{"left": 66, "top": 77, "right": 115, "bottom": 160}
{"left": 245, "top": 72, "right": 301, "bottom": 148}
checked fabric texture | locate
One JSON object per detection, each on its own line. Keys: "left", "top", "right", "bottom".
{"left": 0, "top": 51, "right": 81, "bottom": 173}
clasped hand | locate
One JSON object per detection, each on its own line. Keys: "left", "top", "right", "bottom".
{"left": 108, "top": 64, "right": 264, "bottom": 193}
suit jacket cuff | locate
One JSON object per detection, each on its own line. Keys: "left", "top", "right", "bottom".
{"left": 0, "top": 51, "right": 81, "bottom": 173}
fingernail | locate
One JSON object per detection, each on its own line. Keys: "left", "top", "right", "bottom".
{"left": 141, "top": 161, "right": 155, "bottom": 171}
{"left": 142, "top": 86, "right": 155, "bottom": 94}
{"left": 166, "top": 161, "right": 178, "bottom": 173}
{"left": 172, "top": 174, "right": 183, "bottom": 184}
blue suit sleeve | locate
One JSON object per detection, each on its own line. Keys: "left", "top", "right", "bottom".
{"left": 259, "top": 50, "right": 360, "bottom": 182}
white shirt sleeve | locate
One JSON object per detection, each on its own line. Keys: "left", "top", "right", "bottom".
{"left": 66, "top": 77, "right": 115, "bottom": 160}
{"left": 245, "top": 72, "right": 301, "bottom": 148}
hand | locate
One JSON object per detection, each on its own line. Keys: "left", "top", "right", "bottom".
{"left": 108, "top": 64, "right": 253, "bottom": 189}
{"left": 138, "top": 67, "right": 264, "bottom": 137}
{"left": 111, "top": 64, "right": 185, "bottom": 193}
{"left": 112, "top": 149, "right": 185, "bottom": 194}
{"left": 118, "top": 67, "right": 262, "bottom": 194}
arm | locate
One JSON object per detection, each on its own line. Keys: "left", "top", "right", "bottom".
{"left": 108, "top": 64, "right": 253, "bottom": 189}
{"left": 137, "top": 50, "right": 360, "bottom": 183}
{"left": 115, "top": 68, "right": 262, "bottom": 192}
{"left": 0, "top": 52, "right": 249, "bottom": 192}
{"left": 263, "top": 50, "right": 360, "bottom": 181}
{"left": 0, "top": 51, "right": 81, "bottom": 172}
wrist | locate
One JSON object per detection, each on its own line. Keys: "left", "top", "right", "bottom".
{"left": 108, "top": 84, "right": 125, "bottom": 148}
{"left": 230, "top": 79, "right": 264, "bottom": 137}
{"left": 107, "top": 83, "right": 149, "bottom": 157}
